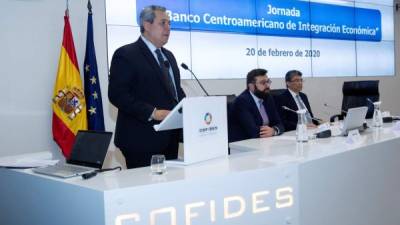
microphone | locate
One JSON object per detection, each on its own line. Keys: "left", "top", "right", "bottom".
{"left": 383, "top": 116, "right": 400, "bottom": 123}
{"left": 282, "top": 106, "right": 324, "bottom": 123}
{"left": 181, "top": 63, "right": 209, "bottom": 96}
{"left": 282, "top": 106, "right": 330, "bottom": 138}
{"left": 367, "top": 97, "right": 398, "bottom": 123}
{"left": 323, "top": 103, "right": 347, "bottom": 114}
{"left": 282, "top": 105, "right": 297, "bottom": 114}
{"left": 366, "top": 98, "right": 374, "bottom": 104}
{"left": 366, "top": 97, "right": 382, "bottom": 106}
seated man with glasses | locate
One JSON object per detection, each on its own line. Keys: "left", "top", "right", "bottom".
{"left": 229, "top": 68, "right": 284, "bottom": 142}
{"left": 275, "top": 70, "right": 319, "bottom": 131}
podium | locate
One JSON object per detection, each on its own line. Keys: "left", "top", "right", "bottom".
{"left": 154, "top": 96, "right": 228, "bottom": 165}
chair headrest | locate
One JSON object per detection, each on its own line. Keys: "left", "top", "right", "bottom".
{"left": 269, "top": 88, "right": 286, "bottom": 96}
{"left": 342, "top": 80, "right": 379, "bottom": 96}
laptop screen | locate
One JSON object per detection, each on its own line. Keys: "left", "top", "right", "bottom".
{"left": 67, "top": 130, "right": 113, "bottom": 168}
{"left": 342, "top": 106, "right": 368, "bottom": 134}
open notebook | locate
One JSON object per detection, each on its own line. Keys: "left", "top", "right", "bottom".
{"left": 32, "top": 130, "right": 112, "bottom": 178}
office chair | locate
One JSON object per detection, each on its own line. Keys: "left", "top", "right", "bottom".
{"left": 269, "top": 88, "right": 286, "bottom": 102}
{"left": 220, "top": 94, "right": 236, "bottom": 154}
{"left": 223, "top": 94, "right": 236, "bottom": 123}
{"left": 269, "top": 88, "right": 286, "bottom": 97}
{"left": 330, "top": 80, "right": 379, "bottom": 122}
{"left": 212, "top": 95, "right": 236, "bottom": 141}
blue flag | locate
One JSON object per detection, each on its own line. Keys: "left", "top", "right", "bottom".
{"left": 83, "top": 2, "right": 105, "bottom": 131}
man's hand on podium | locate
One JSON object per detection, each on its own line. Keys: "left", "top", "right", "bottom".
{"left": 153, "top": 109, "right": 171, "bottom": 121}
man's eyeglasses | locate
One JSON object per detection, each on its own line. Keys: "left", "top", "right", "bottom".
{"left": 290, "top": 78, "right": 304, "bottom": 83}
{"left": 254, "top": 79, "right": 272, "bottom": 85}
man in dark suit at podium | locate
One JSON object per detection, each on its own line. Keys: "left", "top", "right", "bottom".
{"left": 275, "top": 70, "right": 318, "bottom": 131}
{"left": 229, "top": 69, "right": 284, "bottom": 142}
{"left": 108, "top": 5, "right": 185, "bottom": 168}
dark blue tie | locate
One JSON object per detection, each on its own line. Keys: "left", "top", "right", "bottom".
{"left": 155, "top": 49, "right": 177, "bottom": 100}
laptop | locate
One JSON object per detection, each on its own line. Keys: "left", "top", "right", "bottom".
{"left": 33, "top": 130, "right": 112, "bottom": 178}
{"left": 339, "top": 106, "right": 368, "bottom": 136}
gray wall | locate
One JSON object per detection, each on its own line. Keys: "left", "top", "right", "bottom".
{"left": 0, "top": 0, "right": 399, "bottom": 159}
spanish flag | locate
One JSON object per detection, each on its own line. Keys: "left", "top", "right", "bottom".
{"left": 52, "top": 13, "right": 87, "bottom": 158}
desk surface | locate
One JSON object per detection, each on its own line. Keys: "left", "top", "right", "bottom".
{"left": 230, "top": 121, "right": 400, "bottom": 160}
{"left": 12, "top": 122, "right": 399, "bottom": 192}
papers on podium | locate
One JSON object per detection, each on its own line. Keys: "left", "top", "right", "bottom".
{"left": 154, "top": 100, "right": 183, "bottom": 131}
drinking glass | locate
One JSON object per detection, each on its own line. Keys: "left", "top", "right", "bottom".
{"left": 150, "top": 154, "right": 166, "bottom": 175}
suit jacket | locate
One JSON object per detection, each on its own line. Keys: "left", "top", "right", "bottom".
{"left": 108, "top": 38, "right": 185, "bottom": 162}
{"left": 275, "top": 89, "right": 317, "bottom": 131}
{"left": 229, "top": 90, "right": 284, "bottom": 142}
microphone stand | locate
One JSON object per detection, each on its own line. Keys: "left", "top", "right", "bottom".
{"left": 282, "top": 106, "right": 331, "bottom": 138}
{"left": 282, "top": 106, "right": 324, "bottom": 123}
{"left": 181, "top": 63, "right": 209, "bottom": 96}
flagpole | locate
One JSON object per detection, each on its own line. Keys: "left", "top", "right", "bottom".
{"left": 87, "top": 0, "right": 92, "bottom": 14}
{"left": 65, "top": 0, "right": 69, "bottom": 17}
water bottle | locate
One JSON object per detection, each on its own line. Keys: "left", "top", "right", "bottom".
{"left": 296, "top": 109, "right": 308, "bottom": 142}
{"left": 372, "top": 101, "right": 383, "bottom": 127}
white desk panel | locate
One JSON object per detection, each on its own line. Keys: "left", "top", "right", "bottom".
{"left": 230, "top": 123, "right": 400, "bottom": 225}
{"left": 0, "top": 151, "right": 298, "bottom": 225}
{"left": 1, "top": 123, "right": 400, "bottom": 225}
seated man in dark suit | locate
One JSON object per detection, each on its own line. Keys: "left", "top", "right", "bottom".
{"left": 229, "top": 68, "right": 284, "bottom": 142}
{"left": 275, "top": 70, "right": 318, "bottom": 131}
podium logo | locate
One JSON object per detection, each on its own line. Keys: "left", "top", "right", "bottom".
{"left": 199, "top": 112, "right": 218, "bottom": 135}
{"left": 204, "top": 112, "right": 212, "bottom": 125}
